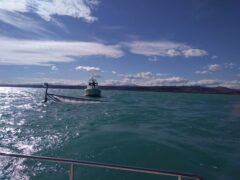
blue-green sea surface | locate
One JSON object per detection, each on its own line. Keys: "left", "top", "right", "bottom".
{"left": 0, "top": 87, "right": 240, "bottom": 180}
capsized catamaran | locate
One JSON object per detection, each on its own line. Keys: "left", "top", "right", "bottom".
{"left": 43, "top": 82, "right": 101, "bottom": 103}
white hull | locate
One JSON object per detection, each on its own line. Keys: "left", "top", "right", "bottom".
{"left": 85, "top": 88, "right": 101, "bottom": 97}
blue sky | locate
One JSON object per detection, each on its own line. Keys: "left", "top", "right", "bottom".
{"left": 0, "top": 0, "right": 239, "bottom": 88}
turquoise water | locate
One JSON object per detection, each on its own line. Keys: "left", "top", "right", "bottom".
{"left": 0, "top": 87, "right": 240, "bottom": 180}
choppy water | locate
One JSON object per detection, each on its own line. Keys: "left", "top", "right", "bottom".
{"left": 0, "top": 87, "right": 240, "bottom": 180}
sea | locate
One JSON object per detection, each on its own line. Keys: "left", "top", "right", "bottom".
{"left": 0, "top": 87, "right": 239, "bottom": 180}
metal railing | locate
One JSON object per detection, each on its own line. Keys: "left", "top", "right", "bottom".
{"left": 0, "top": 152, "right": 203, "bottom": 180}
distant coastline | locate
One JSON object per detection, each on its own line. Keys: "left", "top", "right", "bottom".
{"left": 0, "top": 83, "right": 240, "bottom": 95}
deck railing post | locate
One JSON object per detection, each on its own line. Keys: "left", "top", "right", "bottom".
{"left": 69, "top": 163, "right": 74, "bottom": 180}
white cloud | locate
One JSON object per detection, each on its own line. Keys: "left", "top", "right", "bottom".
{"left": 103, "top": 72, "right": 240, "bottom": 89}
{"left": 75, "top": 66, "right": 100, "bottom": 71}
{"left": 182, "top": 48, "right": 208, "bottom": 58}
{"left": 207, "top": 64, "right": 221, "bottom": 71}
{"left": 211, "top": 55, "right": 218, "bottom": 59}
{"left": 0, "top": 0, "right": 99, "bottom": 22}
{"left": 104, "top": 76, "right": 188, "bottom": 86}
{"left": 0, "top": 10, "right": 49, "bottom": 35}
{"left": 16, "top": 77, "right": 85, "bottom": 85}
{"left": 125, "top": 41, "right": 185, "bottom": 57}
{"left": 224, "top": 63, "right": 236, "bottom": 69}
{"left": 156, "top": 73, "right": 167, "bottom": 76}
{"left": 153, "top": 77, "right": 189, "bottom": 86}
{"left": 112, "top": 71, "right": 117, "bottom": 74}
{"left": 0, "top": 38, "right": 124, "bottom": 65}
{"left": 0, "top": 0, "right": 28, "bottom": 12}
{"left": 104, "top": 79, "right": 136, "bottom": 86}
{"left": 188, "top": 79, "right": 240, "bottom": 89}
{"left": 195, "top": 70, "right": 209, "bottom": 74}
{"left": 189, "top": 79, "right": 221, "bottom": 87}
{"left": 124, "top": 72, "right": 154, "bottom": 81}
{"left": 196, "top": 64, "right": 221, "bottom": 75}
{"left": 35, "top": 0, "right": 99, "bottom": 22}
{"left": 148, "top": 56, "right": 158, "bottom": 62}
{"left": 0, "top": 0, "right": 99, "bottom": 35}
{"left": 166, "top": 49, "right": 181, "bottom": 57}
{"left": 51, "top": 65, "right": 58, "bottom": 71}
{"left": 92, "top": 74, "right": 102, "bottom": 78}
{"left": 124, "top": 41, "right": 208, "bottom": 58}
{"left": 196, "top": 63, "right": 237, "bottom": 75}
{"left": 107, "top": 72, "right": 188, "bottom": 86}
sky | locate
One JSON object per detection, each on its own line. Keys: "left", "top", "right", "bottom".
{"left": 0, "top": 0, "right": 239, "bottom": 88}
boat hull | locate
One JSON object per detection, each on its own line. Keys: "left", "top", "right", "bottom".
{"left": 85, "top": 88, "right": 101, "bottom": 97}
